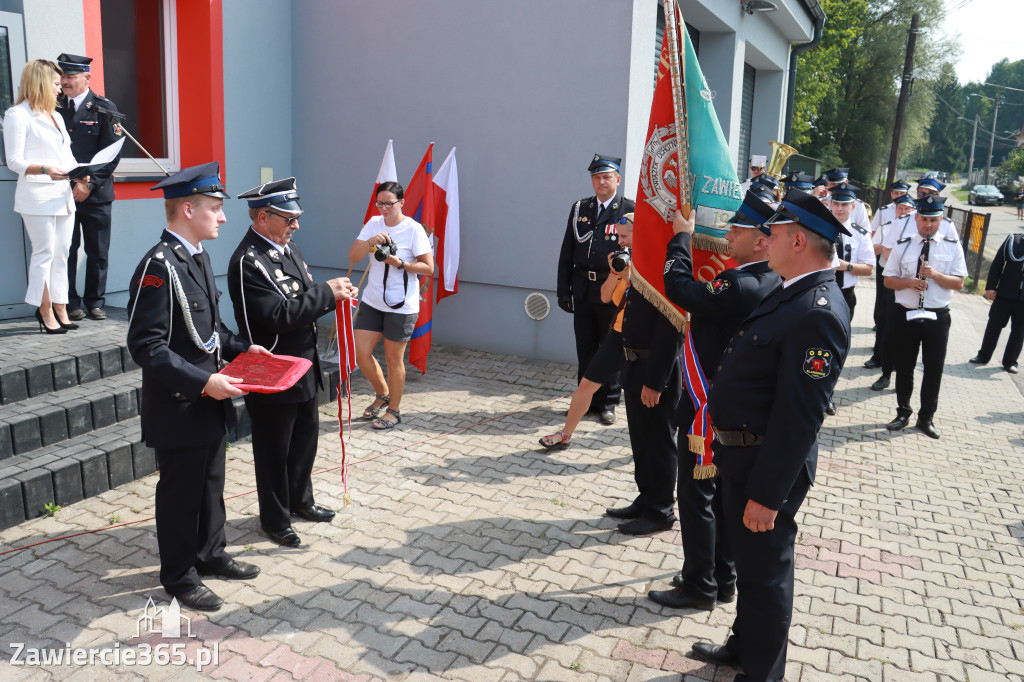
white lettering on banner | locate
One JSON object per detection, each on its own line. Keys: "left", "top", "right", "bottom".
{"left": 701, "top": 176, "right": 742, "bottom": 201}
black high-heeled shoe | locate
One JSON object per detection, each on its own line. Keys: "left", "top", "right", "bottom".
{"left": 34, "top": 308, "right": 67, "bottom": 334}
{"left": 52, "top": 306, "right": 79, "bottom": 330}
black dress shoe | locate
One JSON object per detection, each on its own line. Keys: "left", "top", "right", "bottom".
{"left": 262, "top": 525, "right": 301, "bottom": 547}
{"left": 199, "top": 559, "right": 260, "bottom": 580}
{"left": 87, "top": 307, "right": 107, "bottom": 320}
{"left": 886, "top": 414, "right": 910, "bottom": 431}
{"left": 292, "top": 504, "right": 336, "bottom": 522}
{"left": 617, "top": 517, "right": 673, "bottom": 535}
{"left": 1005, "top": 364, "right": 1019, "bottom": 374}
{"left": 825, "top": 398, "right": 837, "bottom": 415}
{"left": 717, "top": 587, "right": 736, "bottom": 603}
{"left": 600, "top": 410, "right": 616, "bottom": 425}
{"left": 691, "top": 642, "right": 742, "bottom": 668}
{"left": 174, "top": 585, "right": 223, "bottom": 612}
{"left": 863, "top": 357, "right": 881, "bottom": 369}
{"left": 671, "top": 573, "right": 684, "bottom": 588}
{"left": 870, "top": 374, "right": 891, "bottom": 391}
{"left": 969, "top": 355, "right": 989, "bottom": 365}
{"left": 648, "top": 587, "right": 715, "bottom": 611}
{"left": 915, "top": 420, "right": 941, "bottom": 439}
{"left": 605, "top": 503, "right": 642, "bottom": 520}
{"left": 67, "top": 307, "right": 86, "bottom": 321}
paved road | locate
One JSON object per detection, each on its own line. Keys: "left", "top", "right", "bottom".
{"left": 946, "top": 184, "right": 1023, "bottom": 259}
{"left": 1, "top": 282, "right": 1023, "bottom": 681}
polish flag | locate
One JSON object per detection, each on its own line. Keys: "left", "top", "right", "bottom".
{"left": 362, "top": 139, "right": 397, "bottom": 226}
{"left": 432, "top": 147, "right": 460, "bottom": 303}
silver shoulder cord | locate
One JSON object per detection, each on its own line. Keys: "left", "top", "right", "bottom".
{"left": 1006, "top": 235, "right": 1024, "bottom": 262}
{"left": 572, "top": 200, "right": 592, "bottom": 243}
{"left": 238, "top": 255, "right": 284, "bottom": 352}
{"left": 167, "top": 263, "right": 221, "bottom": 363}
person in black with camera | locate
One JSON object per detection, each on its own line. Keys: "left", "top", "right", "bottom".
{"left": 557, "top": 154, "right": 635, "bottom": 425}
{"left": 56, "top": 53, "right": 123, "bottom": 322}
{"left": 349, "top": 181, "right": 434, "bottom": 430}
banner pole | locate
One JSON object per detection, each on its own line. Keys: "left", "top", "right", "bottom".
{"left": 664, "top": 0, "right": 691, "bottom": 217}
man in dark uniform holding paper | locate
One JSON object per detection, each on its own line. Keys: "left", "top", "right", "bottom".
{"left": 127, "top": 162, "right": 268, "bottom": 612}
{"left": 689, "top": 189, "right": 851, "bottom": 682}
{"left": 648, "top": 192, "right": 778, "bottom": 611}
{"left": 557, "top": 154, "right": 635, "bottom": 425}
{"left": 228, "top": 178, "right": 358, "bottom": 548}
{"left": 57, "top": 53, "right": 123, "bottom": 321}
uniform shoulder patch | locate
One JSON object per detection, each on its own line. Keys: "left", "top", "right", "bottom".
{"left": 803, "top": 348, "right": 833, "bottom": 379}
{"left": 706, "top": 278, "right": 731, "bottom": 294}
{"left": 664, "top": 259, "right": 674, "bottom": 274}
{"left": 896, "top": 237, "right": 911, "bottom": 244}
{"left": 139, "top": 274, "right": 164, "bottom": 289}
{"left": 942, "top": 235, "right": 958, "bottom": 243}
{"left": 851, "top": 222, "right": 868, "bottom": 235}
{"left": 816, "top": 296, "right": 829, "bottom": 307}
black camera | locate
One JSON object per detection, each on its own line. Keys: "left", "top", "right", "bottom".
{"left": 610, "top": 249, "right": 630, "bottom": 273}
{"left": 373, "top": 242, "right": 398, "bottom": 262}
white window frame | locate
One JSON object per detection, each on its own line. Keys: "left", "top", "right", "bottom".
{"left": 114, "top": 0, "right": 180, "bottom": 177}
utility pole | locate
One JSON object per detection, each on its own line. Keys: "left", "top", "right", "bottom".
{"left": 885, "top": 13, "right": 919, "bottom": 190}
{"left": 968, "top": 114, "right": 979, "bottom": 186}
{"left": 984, "top": 94, "right": 1002, "bottom": 184}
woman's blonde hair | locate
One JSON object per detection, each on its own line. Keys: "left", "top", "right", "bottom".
{"left": 16, "top": 59, "right": 62, "bottom": 113}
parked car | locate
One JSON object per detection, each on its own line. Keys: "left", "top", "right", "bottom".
{"left": 968, "top": 185, "right": 1004, "bottom": 206}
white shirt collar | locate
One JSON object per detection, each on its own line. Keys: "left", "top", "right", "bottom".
{"left": 250, "top": 226, "right": 286, "bottom": 254}
{"left": 71, "top": 90, "right": 90, "bottom": 110}
{"left": 733, "top": 259, "right": 768, "bottom": 271}
{"left": 782, "top": 267, "right": 832, "bottom": 289}
{"left": 166, "top": 229, "right": 203, "bottom": 256}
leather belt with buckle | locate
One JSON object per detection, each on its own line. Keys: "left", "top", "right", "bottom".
{"left": 583, "top": 269, "right": 608, "bottom": 282}
{"left": 713, "top": 428, "right": 764, "bottom": 447}
{"left": 623, "top": 347, "right": 650, "bottom": 362}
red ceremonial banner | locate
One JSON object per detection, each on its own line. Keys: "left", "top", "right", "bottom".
{"left": 219, "top": 353, "right": 313, "bottom": 393}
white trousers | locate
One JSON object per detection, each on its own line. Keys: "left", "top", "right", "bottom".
{"left": 21, "top": 212, "right": 74, "bottom": 307}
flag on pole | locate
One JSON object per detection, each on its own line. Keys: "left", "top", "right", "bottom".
{"left": 630, "top": 2, "right": 742, "bottom": 329}
{"left": 362, "top": 139, "right": 398, "bottom": 226}
{"left": 404, "top": 144, "right": 436, "bottom": 374}
{"left": 432, "top": 147, "right": 460, "bottom": 303}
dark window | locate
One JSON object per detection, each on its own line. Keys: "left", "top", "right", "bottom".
{"left": 737, "top": 64, "right": 755, "bottom": 177}
{"left": 0, "top": 27, "right": 11, "bottom": 112}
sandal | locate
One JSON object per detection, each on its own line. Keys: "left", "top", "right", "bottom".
{"left": 539, "top": 431, "right": 571, "bottom": 451}
{"left": 371, "top": 408, "right": 401, "bottom": 430}
{"left": 360, "top": 395, "right": 389, "bottom": 421}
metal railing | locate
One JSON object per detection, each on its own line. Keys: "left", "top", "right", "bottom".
{"left": 945, "top": 206, "right": 991, "bottom": 292}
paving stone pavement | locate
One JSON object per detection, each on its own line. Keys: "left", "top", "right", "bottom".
{"left": 1, "top": 279, "right": 1022, "bottom": 682}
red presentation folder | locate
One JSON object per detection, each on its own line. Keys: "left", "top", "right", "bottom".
{"left": 218, "top": 353, "right": 313, "bottom": 393}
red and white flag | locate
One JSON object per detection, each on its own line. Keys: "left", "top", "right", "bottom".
{"left": 432, "top": 147, "right": 460, "bottom": 303}
{"left": 362, "top": 139, "right": 397, "bottom": 226}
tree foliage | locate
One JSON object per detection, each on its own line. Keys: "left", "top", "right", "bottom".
{"left": 792, "top": 0, "right": 952, "bottom": 184}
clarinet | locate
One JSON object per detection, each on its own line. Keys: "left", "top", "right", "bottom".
{"left": 917, "top": 257, "right": 928, "bottom": 310}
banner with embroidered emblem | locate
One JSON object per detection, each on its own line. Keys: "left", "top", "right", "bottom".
{"left": 630, "top": 0, "right": 740, "bottom": 332}
{"left": 218, "top": 353, "right": 312, "bottom": 393}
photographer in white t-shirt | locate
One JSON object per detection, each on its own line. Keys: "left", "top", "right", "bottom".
{"left": 348, "top": 181, "right": 434, "bottom": 430}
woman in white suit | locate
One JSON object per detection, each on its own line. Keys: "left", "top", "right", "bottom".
{"left": 3, "top": 59, "right": 78, "bottom": 333}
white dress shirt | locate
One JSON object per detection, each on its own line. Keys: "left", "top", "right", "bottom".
{"left": 883, "top": 231, "right": 968, "bottom": 309}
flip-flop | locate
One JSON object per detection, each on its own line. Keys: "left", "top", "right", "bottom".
{"left": 371, "top": 408, "right": 402, "bottom": 430}
{"left": 360, "top": 395, "right": 389, "bottom": 420}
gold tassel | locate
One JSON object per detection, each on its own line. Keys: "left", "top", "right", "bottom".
{"left": 693, "top": 464, "right": 718, "bottom": 480}
{"left": 629, "top": 264, "right": 689, "bottom": 332}
{"left": 343, "top": 492, "right": 352, "bottom": 506}
{"left": 691, "top": 232, "right": 730, "bottom": 254}
{"left": 687, "top": 433, "right": 705, "bottom": 455}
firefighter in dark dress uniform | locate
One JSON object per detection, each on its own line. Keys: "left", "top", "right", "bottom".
{"left": 648, "top": 192, "right": 779, "bottom": 611}
{"left": 56, "top": 53, "right": 123, "bottom": 321}
{"left": 970, "top": 233, "right": 1024, "bottom": 374}
{"left": 557, "top": 154, "right": 636, "bottom": 425}
{"left": 127, "top": 162, "right": 266, "bottom": 612}
{"left": 228, "top": 178, "right": 358, "bottom": 548}
{"left": 689, "top": 189, "right": 851, "bottom": 682}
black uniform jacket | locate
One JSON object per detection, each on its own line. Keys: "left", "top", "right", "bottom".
{"left": 127, "top": 230, "right": 250, "bottom": 448}
{"left": 557, "top": 195, "right": 636, "bottom": 304}
{"left": 708, "top": 270, "right": 850, "bottom": 510}
{"left": 58, "top": 90, "right": 122, "bottom": 204}
{"left": 662, "top": 232, "right": 779, "bottom": 424}
{"left": 227, "top": 229, "right": 337, "bottom": 403}
{"left": 619, "top": 286, "right": 684, "bottom": 398}
{"left": 986, "top": 234, "right": 1024, "bottom": 301}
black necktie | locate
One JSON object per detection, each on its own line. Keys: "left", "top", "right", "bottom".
{"left": 67, "top": 99, "right": 76, "bottom": 116}
{"left": 917, "top": 239, "right": 931, "bottom": 278}
{"left": 836, "top": 234, "right": 846, "bottom": 287}
{"left": 193, "top": 252, "right": 207, "bottom": 282}
{"left": 596, "top": 202, "right": 606, "bottom": 224}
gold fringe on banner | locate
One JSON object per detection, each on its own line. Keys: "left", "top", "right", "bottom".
{"left": 629, "top": 262, "right": 689, "bottom": 332}
{"left": 693, "top": 463, "right": 718, "bottom": 480}
{"left": 691, "top": 232, "right": 730, "bottom": 255}
{"left": 687, "top": 433, "right": 705, "bottom": 455}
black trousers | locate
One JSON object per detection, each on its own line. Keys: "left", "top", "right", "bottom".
{"left": 722, "top": 460, "right": 811, "bottom": 682}
{"left": 840, "top": 285, "right": 856, "bottom": 321}
{"left": 623, "top": 388, "right": 678, "bottom": 523}
{"left": 67, "top": 201, "right": 112, "bottom": 310}
{"left": 155, "top": 437, "right": 230, "bottom": 594}
{"left": 676, "top": 430, "right": 735, "bottom": 599}
{"left": 246, "top": 396, "right": 319, "bottom": 531}
{"left": 875, "top": 282, "right": 897, "bottom": 374}
{"left": 977, "top": 297, "right": 1024, "bottom": 367}
{"left": 892, "top": 307, "right": 951, "bottom": 422}
{"left": 573, "top": 296, "right": 622, "bottom": 412}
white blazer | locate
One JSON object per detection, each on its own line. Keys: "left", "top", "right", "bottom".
{"left": 2, "top": 100, "right": 76, "bottom": 216}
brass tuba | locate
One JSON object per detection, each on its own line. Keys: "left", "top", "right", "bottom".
{"left": 766, "top": 140, "right": 798, "bottom": 180}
